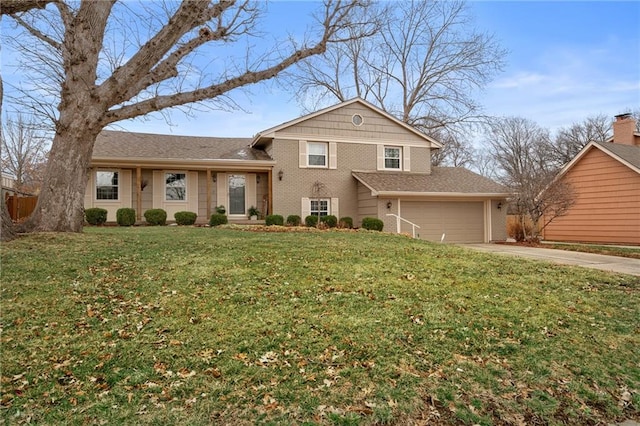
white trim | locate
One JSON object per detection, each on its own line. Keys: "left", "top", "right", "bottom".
{"left": 306, "top": 141, "right": 328, "bottom": 168}
{"left": 383, "top": 146, "right": 403, "bottom": 171}
{"left": 94, "top": 169, "right": 120, "bottom": 202}
{"left": 253, "top": 133, "right": 435, "bottom": 148}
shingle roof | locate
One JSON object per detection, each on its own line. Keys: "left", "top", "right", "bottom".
{"left": 93, "top": 130, "right": 271, "bottom": 161}
{"left": 596, "top": 142, "right": 640, "bottom": 171}
{"left": 352, "top": 167, "right": 509, "bottom": 195}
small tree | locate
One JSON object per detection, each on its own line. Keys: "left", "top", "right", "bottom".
{"left": 486, "top": 116, "right": 574, "bottom": 242}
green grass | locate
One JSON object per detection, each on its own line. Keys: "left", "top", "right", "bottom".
{"left": 1, "top": 227, "right": 639, "bottom": 425}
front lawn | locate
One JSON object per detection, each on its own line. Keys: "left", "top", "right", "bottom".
{"left": 1, "top": 227, "right": 638, "bottom": 425}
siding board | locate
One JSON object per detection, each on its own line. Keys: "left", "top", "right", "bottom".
{"left": 544, "top": 147, "right": 640, "bottom": 244}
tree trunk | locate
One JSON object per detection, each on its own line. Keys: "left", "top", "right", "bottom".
{"left": 1, "top": 198, "right": 17, "bottom": 242}
{"left": 25, "top": 129, "right": 99, "bottom": 232}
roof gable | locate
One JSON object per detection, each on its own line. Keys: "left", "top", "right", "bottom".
{"left": 252, "top": 98, "right": 442, "bottom": 148}
{"left": 556, "top": 141, "right": 640, "bottom": 181}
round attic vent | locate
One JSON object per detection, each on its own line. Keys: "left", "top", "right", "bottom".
{"left": 352, "top": 114, "right": 364, "bottom": 126}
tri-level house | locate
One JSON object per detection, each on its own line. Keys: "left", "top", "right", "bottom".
{"left": 86, "top": 98, "right": 509, "bottom": 243}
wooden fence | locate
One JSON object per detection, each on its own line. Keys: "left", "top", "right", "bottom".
{"left": 5, "top": 195, "right": 38, "bottom": 221}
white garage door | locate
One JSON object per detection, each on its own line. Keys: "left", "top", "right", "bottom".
{"left": 400, "top": 201, "right": 485, "bottom": 243}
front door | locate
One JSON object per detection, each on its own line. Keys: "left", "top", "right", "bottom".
{"left": 228, "top": 174, "right": 246, "bottom": 215}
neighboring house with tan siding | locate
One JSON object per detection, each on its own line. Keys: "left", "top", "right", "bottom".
{"left": 543, "top": 113, "right": 640, "bottom": 245}
{"left": 86, "top": 98, "right": 509, "bottom": 243}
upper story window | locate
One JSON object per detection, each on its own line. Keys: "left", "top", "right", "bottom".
{"left": 308, "top": 142, "right": 328, "bottom": 167}
{"left": 166, "top": 172, "right": 186, "bottom": 201}
{"left": 384, "top": 146, "right": 402, "bottom": 169}
{"left": 96, "top": 171, "right": 118, "bottom": 200}
{"left": 352, "top": 114, "right": 364, "bottom": 126}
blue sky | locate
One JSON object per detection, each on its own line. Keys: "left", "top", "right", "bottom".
{"left": 4, "top": 1, "right": 639, "bottom": 138}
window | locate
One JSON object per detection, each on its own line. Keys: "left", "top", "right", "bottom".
{"left": 384, "top": 146, "right": 402, "bottom": 169}
{"left": 308, "top": 142, "right": 327, "bottom": 167}
{"left": 352, "top": 114, "right": 364, "bottom": 126}
{"left": 165, "top": 172, "right": 186, "bottom": 200}
{"left": 310, "top": 199, "right": 329, "bottom": 217}
{"left": 96, "top": 171, "right": 118, "bottom": 200}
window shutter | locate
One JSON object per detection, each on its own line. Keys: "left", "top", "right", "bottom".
{"left": 329, "top": 142, "right": 337, "bottom": 169}
{"left": 216, "top": 173, "right": 227, "bottom": 209}
{"left": 377, "top": 144, "right": 384, "bottom": 170}
{"left": 299, "top": 140, "right": 307, "bottom": 168}
{"left": 153, "top": 171, "right": 163, "bottom": 208}
{"left": 301, "top": 197, "right": 310, "bottom": 218}
{"left": 403, "top": 147, "right": 411, "bottom": 171}
{"left": 85, "top": 169, "right": 94, "bottom": 207}
{"left": 121, "top": 170, "right": 132, "bottom": 207}
{"left": 246, "top": 173, "right": 257, "bottom": 213}
{"left": 330, "top": 198, "right": 339, "bottom": 218}
{"left": 188, "top": 171, "right": 198, "bottom": 213}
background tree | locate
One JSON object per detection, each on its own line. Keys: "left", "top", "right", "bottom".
{"left": 429, "top": 128, "right": 475, "bottom": 168}
{"left": 288, "top": 0, "right": 506, "bottom": 166}
{"left": 485, "top": 116, "right": 573, "bottom": 241}
{"left": 551, "top": 114, "right": 611, "bottom": 165}
{"left": 2, "top": 0, "right": 368, "bottom": 233}
{"left": 1, "top": 113, "right": 49, "bottom": 194}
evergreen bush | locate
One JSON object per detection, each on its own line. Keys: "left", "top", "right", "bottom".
{"left": 116, "top": 208, "right": 136, "bottom": 226}
{"left": 286, "top": 215, "right": 302, "bottom": 226}
{"left": 144, "top": 209, "right": 167, "bottom": 226}
{"left": 265, "top": 214, "right": 284, "bottom": 226}
{"left": 361, "top": 217, "right": 384, "bottom": 231}
{"left": 85, "top": 208, "right": 108, "bottom": 226}
{"left": 174, "top": 211, "right": 197, "bottom": 226}
{"left": 209, "top": 213, "right": 228, "bottom": 227}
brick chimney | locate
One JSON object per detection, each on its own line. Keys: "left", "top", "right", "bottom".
{"left": 612, "top": 113, "right": 639, "bottom": 146}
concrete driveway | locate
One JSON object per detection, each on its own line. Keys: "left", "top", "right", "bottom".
{"left": 463, "top": 244, "right": 640, "bottom": 276}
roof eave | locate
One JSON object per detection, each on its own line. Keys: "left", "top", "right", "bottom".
{"left": 91, "top": 156, "right": 276, "bottom": 169}
{"left": 376, "top": 191, "right": 512, "bottom": 198}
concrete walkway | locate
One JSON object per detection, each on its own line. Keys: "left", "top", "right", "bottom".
{"left": 462, "top": 244, "right": 640, "bottom": 276}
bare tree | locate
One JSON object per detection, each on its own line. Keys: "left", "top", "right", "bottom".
{"left": 1, "top": 0, "right": 53, "bottom": 15}
{"left": 2, "top": 0, "right": 368, "bottom": 232}
{"left": 486, "top": 116, "right": 573, "bottom": 242}
{"left": 289, "top": 0, "right": 506, "bottom": 135}
{"left": 1, "top": 114, "right": 49, "bottom": 193}
{"left": 552, "top": 114, "right": 611, "bottom": 165}
{"left": 429, "top": 128, "right": 475, "bottom": 167}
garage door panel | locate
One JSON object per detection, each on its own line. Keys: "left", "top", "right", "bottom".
{"left": 401, "top": 201, "right": 484, "bottom": 243}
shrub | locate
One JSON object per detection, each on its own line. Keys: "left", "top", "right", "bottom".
{"left": 209, "top": 213, "right": 228, "bottom": 227}
{"left": 305, "top": 215, "right": 319, "bottom": 227}
{"left": 362, "top": 217, "right": 384, "bottom": 231}
{"left": 248, "top": 206, "right": 260, "bottom": 218}
{"left": 286, "top": 215, "right": 302, "bottom": 226}
{"left": 144, "top": 208, "right": 167, "bottom": 226}
{"left": 320, "top": 215, "right": 338, "bottom": 228}
{"left": 507, "top": 216, "right": 533, "bottom": 242}
{"left": 85, "top": 208, "right": 108, "bottom": 226}
{"left": 265, "top": 214, "right": 284, "bottom": 226}
{"left": 116, "top": 208, "right": 136, "bottom": 226}
{"left": 338, "top": 217, "right": 353, "bottom": 229}
{"left": 174, "top": 211, "right": 197, "bottom": 226}
{"left": 215, "top": 205, "right": 226, "bottom": 214}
